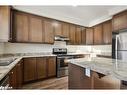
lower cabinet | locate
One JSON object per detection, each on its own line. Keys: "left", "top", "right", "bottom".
{"left": 69, "top": 63, "right": 92, "bottom": 89}
{"left": 36, "top": 57, "right": 47, "bottom": 79}
{"left": 47, "top": 57, "right": 56, "bottom": 77}
{"left": 8, "top": 56, "right": 56, "bottom": 89}
{"left": 9, "top": 60, "right": 23, "bottom": 89}
{"left": 23, "top": 56, "right": 56, "bottom": 83}
{"left": 69, "top": 63, "right": 121, "bottom": 89}
{"left": 92, "top": 72, "right": 120, "bottom": 89}
{"left": 23, "top": 58, "right": 36, "bottom": 82}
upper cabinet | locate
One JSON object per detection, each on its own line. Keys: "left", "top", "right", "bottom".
{"left": 54, "top": 21, "right": 70, "bottom": 37}
{"left": 62, "top": 22, "right": 70, "bottom": 37}
{"left": 75, "top": 26, "right": 82, "bottom": 45}
{"left": 12, "top": 10, "right": 54, "bottom": 44}
{"left": 103, "top": 20, "right": 112, "bottom": 44}
{"left": 44, "top": 19, "right": 54, "bottom": 44}
{"left": 86, "top": 28, "right": 94, "bottom": 45}
{"left": 0, "top": 6, "right": 10, "bottom": 42}
{"left": 81, "top": 27, "right": 86, "bottom": 45}
{"left": 54, "top": 21, "right": 62, "bottom": 36}
{"left": 13, "top": 11, "right": 29, "bottom": 42}
{"left": 94, "top": 24, "right": 103, "bottom": 45}
{"left": 11, "top": 8, "right": 113, "bottom": 45}
{"left": 112, "top": 10, "right": 127, "bottom": 32}
{"left": 29, "top": 16, "right": 43, "bottom": 43}
{"left": 69, "top": 24, "right": 76, "bottom": 45}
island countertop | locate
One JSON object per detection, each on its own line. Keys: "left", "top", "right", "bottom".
{"left": 67, "top": 57, "right": 127, "bottom": 81}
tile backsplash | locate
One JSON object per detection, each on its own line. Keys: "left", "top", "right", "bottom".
{"left": 67, "top": 45, "right": 112, "bottom": 56}
{"left": 0, "top": 42, "right": 111, "bottom": 56}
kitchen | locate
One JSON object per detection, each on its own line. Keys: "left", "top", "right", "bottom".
{"left": 0, "top": 5, "right": 127, "bottom": 90}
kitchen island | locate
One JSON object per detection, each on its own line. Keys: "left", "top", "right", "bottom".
{"left": 67, "top": 57, "right": 127, "bottom": 89}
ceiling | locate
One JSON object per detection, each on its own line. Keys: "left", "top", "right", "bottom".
{"left": 13, "top": 6, "right": 127, "bottom": 27}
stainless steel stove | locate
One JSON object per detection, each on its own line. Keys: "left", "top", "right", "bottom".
{"left": 53, "top": 48, "right": 74, "bottom": 78}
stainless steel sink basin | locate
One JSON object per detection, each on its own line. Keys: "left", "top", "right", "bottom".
{"left": 0, "top": 58, "right": 16, "bottom": 66}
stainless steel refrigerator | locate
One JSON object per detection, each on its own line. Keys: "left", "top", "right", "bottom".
{"left": 112, "top": 29, "right": 127, "bottom": 85}
{"left": 112, "top": 29, "right": 127, "bottom": 61}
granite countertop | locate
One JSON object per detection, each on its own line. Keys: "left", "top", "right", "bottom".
{"left": 67, "top": 57, "right": 127, "bottom": 81}
{"left": 0, "top": 53, "right": 57, "bottom": 81}
{"left": 0, "top": 52, "right": 90, "bottom": 81}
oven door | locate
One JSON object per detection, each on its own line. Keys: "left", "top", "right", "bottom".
{"left": 57, "top": 56, "right": 74, "bottom": 68}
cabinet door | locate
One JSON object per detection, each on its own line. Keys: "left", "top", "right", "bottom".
{"left": 103, "top": 20, "right": 112, "bottom": 44}
{"left": 62, "top": 22, "right": 69, "bottom": 37}
{"left": 44, "top": 19, "right": 54, "bottom": 44}
{"left": 75, "top": 26, "right": 82, "bottom": 45}
{"left": 94, "top": 24, "right": 103, "bottom": 45}
{"left": 13, "top": 11, "right": 29, "bottom": 42}
{"left": 16, "top": 60, "right": 23, "bottom": 89}
{"left": 69, "top": 24, "right": 76, "bottom": 44}
{"left": 81, "top": 27, "right": 86, "bottom": 45}
{"left": 29, "top": 16, "right": 43, "bottom": 42}
{"left": 69, "top": 63, "right": 92, "bottom": 89}
{"left": 53, "top": 21, "right": 62, "bottom": 36}
{"left": 47, "top": 57, "right": 56, "bottom": 77}
{"left": 0, "top": 6, "right": 10, "bottom": 42}
{"left": 112, "top": 11, "right": 127, "bottom": 31}
{"left": 92, "top": 72, "right": 120, "bottom": 89}
{"left": 23, "top": 58, "right": 36, "bottom": 82}
{"left": 36, "top": 57, "right": 47, "bottom": 79}
{"left": 9, "top": 66, "right": 17, "bottom": 89}
{"left": 86, "top": 28, "right": 94, "bottom": 45}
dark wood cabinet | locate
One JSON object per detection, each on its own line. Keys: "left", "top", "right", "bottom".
{"left": 29, "top": 16, "right": 43, "bottom": 42}
{"left": 23, "top": 57, "right": 56, "bottom": 83}
{"left": 9, "top": 65, "right": 17, "bottom": 89}
{"left": 69, "top": 63, "right": 92, "bottom": 89}
{"left": 94, "top": 24, "right": 103, "bottom": 45}
{"left": 13, "top": 11, "right": 29, "bottom": 42}
{"left": 112, "top": 10, "right": 127, "bottom": 32}
{"left": 69, "top": 24, "right": 76, "bottom": 45}
{"left": 54, "top": 21, "right": 62, "bottom": 36}
{"left": 69, "top": 63, "right": 121, "bottom": 89}
{"left": 103, "top": 20, "right": 112, "bottom": 44}
{"left": 44, "top": 19, "right": 54, "bottom": 44}
{"left": 75, "top": 26, "right": 82, "bottom": 45}
{"left": 12, "top": 8, "right": 114, "bottom": 45}
{"left": 86, "top": 28, "right": 94, "bottom": 45}
{"left": 0, "top": 6, "right": 10, "bottom": 42}
{"left": 92, "top": 72, "right": 120, "bottom": 89}
{"left": 9, "top": 60, "right": 23, "bottom": 89}
{"left": 12, "top": 10, "right": 54, "bottom": 44}
{"left": 16, "top": 60, "right": 23, "bottom": 88}
{"left": 62, "top": 22, "right": 70, "bottom": 37}
{"left": 81, "top": 27, "right": 86, "bottom": 45}
{"left": 47, "top": 57, "right": 56, "bottom": 77}
{"left": 36, "top": 57, "right": 47, "bottom": 79}
{"left": 12, "top": 9, "right": 90, "bottom": 45}
{"left": 23, "top": 58, "right": 36, "bottom": 82}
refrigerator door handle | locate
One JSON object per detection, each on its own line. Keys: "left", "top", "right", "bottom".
{"left": 115, "top": 35, "right": 119, "bottom": 59}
